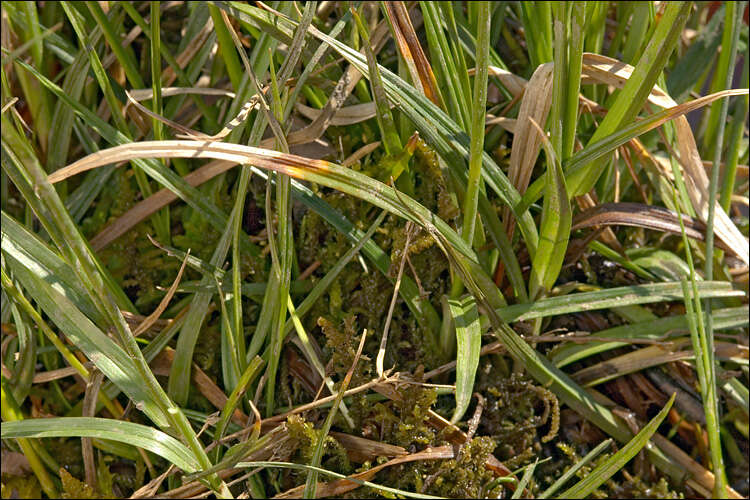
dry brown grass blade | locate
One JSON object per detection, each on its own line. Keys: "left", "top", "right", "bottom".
{"left": 383, "top": 1, "right": 441, "bottom": 106}
{"left": 328, "top": 432, "right": 407, "bottom": 463}
{"left": 651, "top": 434, "right": 743, "bottom": 499}
{"left": 574, "top": 192, "right": 626, "bottom": 256}
{"left": 482, "top": 55, "right": 748, "bottom": 263}
{"left": 572, "top": 202, "right": 736, "bottom": 255}
{"left": 127, "top": 87, "right": 236, "bottom": 100}
{"left": 121, "top": 310, "right": 171, "bottom": 336}
{"left": 88, "top": 159, "right": 234, "bottom": 250}
{"left": 295, "top": 101, "right": 379, "bottom": 126}
{"left": 502, "top": 63, "right": 554, "bottom": 239}
{"left": 571, "top": 340, "right": 747, "bottom": 387}
{"left": 281, "top": 19, "right": 391, "bottom": 148}
{"left": 132, "top": 248, "right": 189, "bottom": 336}
{"left": 125, "top": 90, "right": 224, "bottom": 140}
{"left": 343, "top": 141, "right": 381, "bottom": 167}
{"left": 160, "top": 16, "right": 214, "bottom": 87}
{"left": 273, "top": 446, "right": 456, "bottom": 499}
{"left": 580, "top": 52, "right": 749, "bottom": 264}
{"left": 45, "top": 140, "right": 371, "bottom": 187}
{"left": 703, "top": 160, "right": 749, "bottom": 178}
{"left": 484, "top": 65, "right": 527, "bottom": 98}
{"left": 485, "top": 115, "right": 516, "bottom": 133}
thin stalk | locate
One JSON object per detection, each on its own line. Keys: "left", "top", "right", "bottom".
{"left": 719, "top": 61, "right": 749, "bottom": 213}
{"left": 702, "top": 4, "right": 741, "bottom": 497}
{"left": 550, "top": 1, "right": 568, "bottom": 158}
{"left": 459, "top": 1, "right": 490, "bottom": 250}
{"left": 564, "top": 2, "right": 584, "bottom": 162}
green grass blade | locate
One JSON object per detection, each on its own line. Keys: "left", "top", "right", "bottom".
{"left": 237, "top": 461, "right": 444, "bottom": 499}
{"left": 304, "top": 330, "right": 365, "bottom": 498}
{"left": 446, "top": 295, "right": 481, "bottom": 424}
{"left": 511, "top": 458, "right": 538, "bottom": 499}
{"left": 559, "top": 393, "right": 675, "bottom": 499}
{"left": 5, "top": 255, "right": 169, "bottom": 427}
{"left": 212, "top": 356, "right": 264, "bottom": 462}
{"left": 566, "top": 1, "right": 692, "bottom": 197}
{"left": 1, "top": 417, "right": 200, "bottom": 473}
{"left": 539, "top": 439, "right": 612, "bottom": 498}
{"left": 217, "top": 1, "right": 539, "bottom": 258}
{"left": 488, "top": 280, "right": 743, "bottom": 325}
{"left": 666, "top": 6, "right": 723, "bottom": 102}
{"left": 460, "top": 1, "right": 489, "bottom": 250}
{"left": 550, "top": 306, "right": 748, "bottom": 368}
{"left": 0, "top": 381, "right": 59, "bottom": 498}
{"left": 528, "top": 120, "right": 571, "bottom": 299}
{"left": 701, "top": 6, "right": 742, "bottom": 495}
{"left": 519, "top": 88, "right": 748, "bottom": 215}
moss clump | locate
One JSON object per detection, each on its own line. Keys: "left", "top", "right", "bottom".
{"left": 1, "top": 475, "right": 41, "bottom": 500}
{"left": 59, "top": 468, "right": 99, "bottom": 499}
{"left": 474, "top": 372, "right": 559, "bottom": 470}
{"left": 283, "top": 415, "right": 352, "bottom": 491}
{"left": 319, "top": 315, "right": 373, "bottom": 388}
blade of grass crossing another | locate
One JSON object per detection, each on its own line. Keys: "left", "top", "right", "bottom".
{"left": 0, "top": 382, "right": 59, "bottom": 498}
{"left": 0, "top": 418, "right": 201, "bottom": 474}
{"left": 528, "top": 119, "right": 571, "bottom": 299}
{"left": 559, "top": 394, "right": 675, "bottom": 499}
{"left": 539, "top": 439, "right": 613, "bottom": 498}
{"left": 511, "top": 458, "right": 538, "bottom": 500}
{"left": 566, "top": 1, "right": 691, "bottom": 197}
{"left": 702, "top": 6, "right": 742, "bottom": 496}
{"left": 304, "top": 330, "right": 367, "bottom": 498}
{"left": 59, "top": 1, "right": 170, "bottom": 244}
{"left": 211, "top": 356, "right": 265, "bottom": 463}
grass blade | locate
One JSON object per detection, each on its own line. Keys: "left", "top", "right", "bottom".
{"left": 446, "top": 295, "right": 481, "bottom": 423}
{"left": 539, "top": 439, "right": 612, "bottom": 498}
{"left": 559, "top": 393, "right": 675, "bottom": 499}
{"left": 528, "top": 118, "right": 571, "bottom": 299}
{"left": 1, "top": 417, "right": 200, "bottom": 473}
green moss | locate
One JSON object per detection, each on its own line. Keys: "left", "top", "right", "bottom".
{"left": 1, "top": 475, "right": 41, "bottom": 500}
{"left": 60, "top": 468, "right": 99, "bottom": 499}
{"left": 283, "top": 415, "right": 352, "bottom": 491}
{"left": 319, "top": 315, "right": 373, "bottom": 388}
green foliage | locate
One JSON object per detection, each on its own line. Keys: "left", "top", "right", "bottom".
{"left": 1, "top": 2, "right": 747, "bottom": 498}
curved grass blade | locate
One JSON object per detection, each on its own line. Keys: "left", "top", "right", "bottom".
{"left": 1, "top": 417, "right": 200, "bottom": 473}
{"left": 1, "top": 211, "right": 101, "bottom": 323}
{"left": 551, "top": 306, "right": 748, "bottom": 368}
{"left": 539, "top": 439, "right": 613, "bottom": 498}
{"left": 11, "top": 56, "right": 262, "bottom": 259}
{"left": 520, "top": 88, "right": 749, "bottom": 217}
{"left": 5, "top": 254, "right": 170, "bottom": 428}
{"left": 489, "top": 281, "right": 743, "bottom": 325}
{"left": 216, "top": 0, "right": 538, "bottom": 267}
{"left": 559, "top": 393, "right": 675, "bottom": 499}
